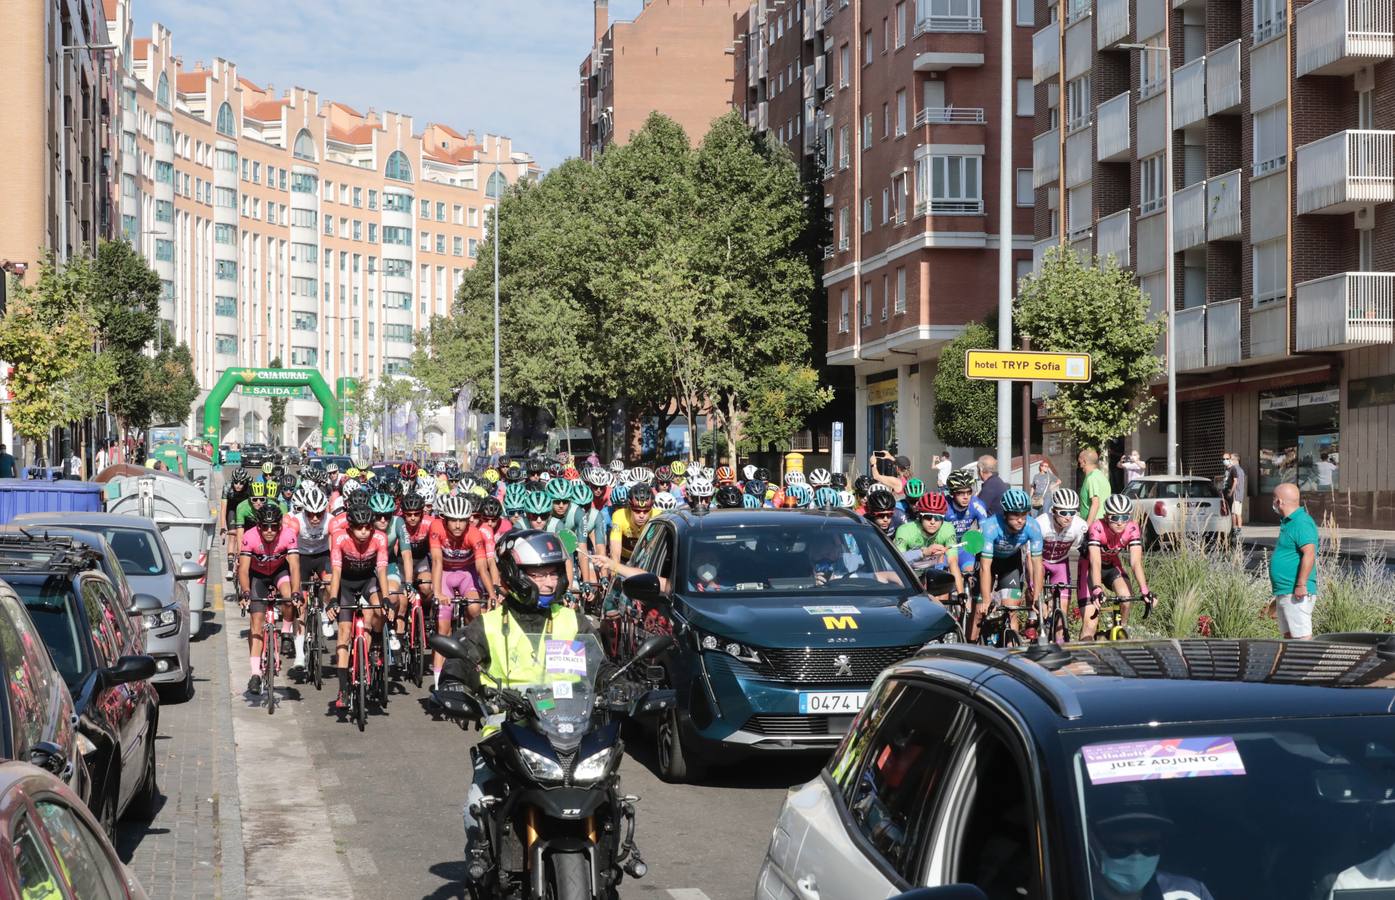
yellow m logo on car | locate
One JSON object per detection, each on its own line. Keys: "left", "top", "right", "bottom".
{"left": 822, "top": 616, "right": 858, "bottom": 630}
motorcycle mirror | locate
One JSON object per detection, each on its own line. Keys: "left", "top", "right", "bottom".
{"left": 428, "top": 633, "right": 471, "bottom": 663}
{"left": 922, "top": 569, "right": 956, "bottom": 596}
{"left": 622, "top": 572, "right": 664, "bottom": 605}
{"left": 633, "top": 633, "right": 674, "bottom": 662}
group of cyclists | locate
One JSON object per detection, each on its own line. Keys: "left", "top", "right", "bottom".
{"left": 215, "top": 447, "right": 1152, "bottom": 714}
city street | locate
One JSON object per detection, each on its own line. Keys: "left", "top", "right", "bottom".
{"left": 117, "top": 544, "right": 817, "bottom": 900}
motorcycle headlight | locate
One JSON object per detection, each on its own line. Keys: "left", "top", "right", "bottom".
{"left": 571, "top": 747, "right": 616, "bottom": 784}
{"left": 517, "top": 747, "right": 566, "bottom": 783}
{"left": 697, "top": 630, "right": 762, "bottom": 665}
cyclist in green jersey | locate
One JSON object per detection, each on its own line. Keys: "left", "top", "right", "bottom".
{"left": 893, "top": 492, "right": 965, "bottom": 598}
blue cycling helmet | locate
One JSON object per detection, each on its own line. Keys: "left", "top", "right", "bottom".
{"left": 787, "top": 484, "right": 813, "bottom": 508}
{"left": 1000, "top": 488, "right": 1032, "bottom": 514}
{"left": 813, "top": 487, "right": 839, "bottom": 508}
{"left": 610, "top": 483, "right": 630, "bottom": 506}
{"left": 742, "top": 493, "right": 763, "bottom": 509}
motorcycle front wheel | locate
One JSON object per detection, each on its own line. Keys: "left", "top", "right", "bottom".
{"left": 546, "top": 851, "right": 592, "bottom": 900}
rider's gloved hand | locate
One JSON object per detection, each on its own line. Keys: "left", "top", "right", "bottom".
{"left": 291, "top": 591, "right": 304, "bottom": 604}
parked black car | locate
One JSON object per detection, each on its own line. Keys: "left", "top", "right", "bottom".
{"left": 240, "top": 443, "right": 269, "bottom": 469}
{"left": 0, "top": 528, "right": 140, "bottom": 646}
{"left": 1, "top": 541, "right": 157, "bottom": 840}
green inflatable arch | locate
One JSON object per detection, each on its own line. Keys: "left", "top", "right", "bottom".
{"left": 202, "top": 367, "right": 341, "bottom": 453}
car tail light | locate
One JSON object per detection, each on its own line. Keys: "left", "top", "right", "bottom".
{"left": 1154, "top": 501, "right": 1167, "bottom": 517}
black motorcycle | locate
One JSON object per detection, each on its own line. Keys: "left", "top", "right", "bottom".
{"left": 430, "top": 631, "right": 676, "bottom": 900}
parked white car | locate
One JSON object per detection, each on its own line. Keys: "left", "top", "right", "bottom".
{"left": 1123, "top": 474, "right": 1232, "bottom": 545}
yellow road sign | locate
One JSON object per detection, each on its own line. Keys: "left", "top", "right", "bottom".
{"left": 964, "top": 350, "right": 1092, "bottom": 383}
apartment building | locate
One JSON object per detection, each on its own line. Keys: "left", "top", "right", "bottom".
{"left": 581, "top": 0, "right": 743, "bottom": 160}
{"left": 1031, "top": 0, "right": 1393, "bottom": 525}
{"left": 118, "top": 24, "right": 536, "bottom": 451}
{"left": 734, "top": 0, "right": 1034, "bottom": 472}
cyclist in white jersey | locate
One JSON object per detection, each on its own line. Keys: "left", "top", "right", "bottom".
{"left": 1036, "top": 487, "right": 1088, "bottom": 605}
{"left": 290, "top": 484, "right": 334, "bottom": 583}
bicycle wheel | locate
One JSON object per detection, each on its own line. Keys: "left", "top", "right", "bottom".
{"left": 354, "top": 637, "right": 368, "bottom": 732}
{"left": 377, "top": 632, "right": 390, "bottom": 707}
{"left": 1002, "top": 628, "right": 1022, "bottom": 648}
{"left": 1108, "top": 625, "right": 1129, "bottom": 641}
{"left": 410, "top": 606, "right": 426, "bottom": 688}
{"left": 263, "top": 623, "right": 277, "bottom": 715}
{"left": 308, "top": 609, "right": 323, "bottom": 691}
{"left": 1049, "top": 609, "right": 1069, "bottom": 645}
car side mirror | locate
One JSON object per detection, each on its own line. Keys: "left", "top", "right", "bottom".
{"left": 888, "top": 888, "right": 989, "bottom": 900}
{"left": 103, "top": 655, "right": 156, "bottom": 686}
{"left": 126, "top": 593, "right": 163, "bottom": 616}
{"left": 28, "top": 741, "right": 68, "bottom": 776}
{"left": 622, "top": 573, "right": 665, "bottom": 606}
{"left": 177, "top": 561, "right": 206, "bottom": 580}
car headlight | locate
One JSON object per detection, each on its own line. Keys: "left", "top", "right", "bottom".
{"left": 144, "top": 606, "right": 179, "bottom": 630}
{"left": 697, "top": 630, "right": 763, "bottom": 665}
{"left": 517, "top": 747, "right": 566, "bottom": 783}
{"left": 76, "top": 733, "right": 97, "bottom": 756}
{"left": 571, "top": 747, "right": 616, "bottom": 784}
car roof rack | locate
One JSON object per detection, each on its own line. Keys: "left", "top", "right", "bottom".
{"left": 913, "top": 644, "right": 1084, "bottom": 720}
{"left": 0, "top": 532, "right": 102, "bottom": 574}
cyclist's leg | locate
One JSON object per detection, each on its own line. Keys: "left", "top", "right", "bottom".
{"left": 1105, "top": 565, "right": 1133, "bottom": 625}
{"left": 448, "top": 569, "right": 484, "bottom": 625}
{"left": 968, "top": 557, "right": 993, "bottom": 642}
{"left": 247, "top": 573, "right": 276, "bottom": 691}
{"left": 334, "top": 577, "right": 368, "bottom": 703}
{"left": 993, "top": 559, "right": 1026, "bottom": 634}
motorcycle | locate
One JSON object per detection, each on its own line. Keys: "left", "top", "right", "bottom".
{"left": 429, "top": 630, "right": 677, "bottom": 900}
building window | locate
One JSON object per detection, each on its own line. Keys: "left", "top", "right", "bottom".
{"left": 290, "top": 172, "right": 318, "bottom": 194}
{"left": 154, "top": 200, "right": 173, "bottom": 223}
{"left": 291, "top": 242, "right": 317, "bottom": 263}
{"left": 840, "top": 44, "right": 851, "bottom": 87}
{"left": 368, "top": 189, "right": 379, "bottom": 211}
{"left": 1140, "top": 153, "right": 1166, "bottom": 214}
{"left": 156, "top": 72, "right": 170, "bottom": 108}
{"left": 419, "top": 199, "right": 430, "bottom": 218}
{"left": 895, "top": 1, "right": 907, "bottom": 46}
{"left": 862, "top": 283, "right": 873, "bottom": 326}
{"left": 385, "top": 150, "right": 413, "bottom": 182}
{"left": 436, "top": 202, "right": 446, "bottom": 222}
{"left": 154, "top": 239, "right": 173, "bottom": 262}
{"left": 384, "top": 324, "right": 414, "bottom": 343}
{"left": 882, "top": 187, "right": 890, "bottom": 223}
{"left": 1016, "top": 168, "right": 1033, "bottom": 206}
{"left": 1139, "top": 36, "right": 1167, "bottom": 97}
{"left": 839, "top": 289, "right": 850, "bottom": 333}
{"left": 215, "top": 149, "right": 237, "bottom": 171}
{"left": 383, "top": 192, "right": 411, "bottom": 213}
{"left": 1258, "top": 385, "right": 1338, "bottom": 493}
{"left": 1067, "top": 183, "right": 1092, "bottom": 238}
{"left": 895, "top": 89, "right": 907, "bottom": 136}
{"left": 155, "top": 161, "right": 174, "bottom": 184}
{"left": 468, "top": 207, "right": 479, "bottom": 227}
{"left": 468, "top": 238, "right": 479, "bottom": 258}
{"left": 863, "top": 197, "right": 873, "bottom": 232}
{"left": 862, "top": 113, "right": 873, "bottom": 149}
{"left": 291, "top": 276, "right": 318, "bottom": 297}
{"left": 839, "top": 125, "right": 851, "bottom": 168}
{"left": 895, "top": 267, "right": 907, "bottom": 314}
{"left": 1253, "top": 0, "right": 1286, "bottom": 41}
{"left": 216, "top": 260, "right": 237, "bottom": 281}
{"left": 353, "top": 220, "right": 363, "bottom": 241}
{"left": 1016, "top": 78, "right": 1034, "bottom": 116}
{"left": 293, "top": 128, "right": 316, "bottom": 161}
{"left": 890, "top": 171, "right": 909, "bottom": 222}
{"left": 279, "top": 169, "right": 287, "bottom": 191}
{"left": 215, "top": 334, "right": 238, "bottom": 355}
{"left": 1016, "top": 0, "right": 1034, "bottom": 25}
{"left": 838, "top": 206, "right": 851, "bottom": 250}
{"left": 293, "top": 312, "right": 319, "bottom": 331}
{"left": 216, "top": 102, "right": 236, "bottom": 137}
{"left": 383, "top": 259, "right": 410, "bottom": 278}
{"left": 291, "top": 347, "right": 318, "bottom": 367}
{"left": 215, "top": 296, "right": 237, "bottom": 318}
{"left": 864, "top": 30, "right": 873, "bottom": 62}
{"left": 292, "top": 208, "right": 317, "bottom": 228}
{"left": 368, "top": 223, "right": 378, "bottom": 243}
{"left": 453, "top": 236, "right": 464, "bottom": 256}
{"left": 1252, "top": 238, "right": 1287, "bottom": 304}
{"left": 1066, "top": 75, "right": 1091, "bottom": 130}
{"left": 915, "top": 154, "right": 982, "bottom": 214}
{"left": 324, "top": 216, "right": 334, "bottom": 237}
{"left": 384, "top": 291, "right": 412, "bottom": 309}
{"left": 1253, "top": 103, "right": 1288, "bottom": 176}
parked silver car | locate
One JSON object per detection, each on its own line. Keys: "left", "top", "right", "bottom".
{"left": 13, "top": 512, "right": 203, "bottom": 700}
{"left": 1123, "top": 475, "right": 1232, "bottom": 545}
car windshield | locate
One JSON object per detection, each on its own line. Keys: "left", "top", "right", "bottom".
{"left": 1070, "top": 718, "right": 1395, "bottom": 900}
{"left": 91, "top": 527, "right": 166, "bottom": 576}
{"left": 683, "top": 520, "right": 912, "bottom": 594}
{"left": 11, "top": 580, "right": 87, "bottom": 690}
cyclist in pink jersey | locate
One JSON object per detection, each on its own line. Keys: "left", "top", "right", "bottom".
{"left": 1081, "top": 493, "right": 1152, "bottom": 639}
{"left": 327, "top": 504, "right": 392, "bottom": 709}
{"left": 238, "top": 504, "right": 303, "bottom": 694}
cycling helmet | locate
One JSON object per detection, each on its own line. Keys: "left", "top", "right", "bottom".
{"left": 686, "top": 478, "right": 715, "bottom": 499}
{"left": 497, "top": 530, "right": 569, "bottom": 614}
{"left": 279, "top": 481, "right": 296, "bottom": 501}
{"left": 503, "top": 483, "right": 528, "bottom": 511}
{"left": 271, "top": 465, "right": 286, "bottom": 480}
{"left": 610, "top": 484, "right": 630, "bottom": 506}
{"left": 630, "top": 467, "right": 654, "bottom": 486}
{"left": 436, "top": 493, "right": 471, "bottom": 520}
{"left": 654, "top": 493, "right": 678, "bottom": 512}
{"left": 341, "top": 479, "right": 363, "bottom": 496}
{"left": 742, "top": 465, "right": 758, "bottom": 481}
{"left": 250, "top": 481, "right": 267, "bottom": 499}
{"left": 263, "top": 480, "right": 279, "bottom": 498}
{"left": 946, "top": 470, "right": 976, "bottom": 492}
{"left": 400, "top": 491, "right": 426, "bottom": 512}
{"left": 584, "top": 467, "right": 612, "bottom": 487}
{"left": 784, "top": 471, "right": 806, "bottom": 486}
{"left": 654, "top": 465, "right": 673, "bottom": 484}
{"left": 905, "top": 478, "right": 926, "bottom": 499}
{"left": 852, "top": 475, "right": 873, "bottom": 496}
{"left": 504, "top": 466, "right": 525, "bottom": 484}
{"left": 714, "top": 484, "right": 743, "bottom": 508}
{"left": 742, "top": 494, "right": 763, "bottom": 509}
{"left": 755, "top": 467, "right": 771, "bottom": 483}
{"left": 483, "top": 468, "right": 502, "bottom": 484}
{"left": 368, "top": 492, "right": 397, "bottom": 516}
{"left": 1104, "top": 493, "right": 1134, "bottom": 517}
{"left": 416, "top": 473, "right": 436, "bottom": 493}
{"left": 255, "top": 504, "right": 284, "bottom": 527}
{"left": 837, "top": 489, "right": 857, "bottom": 509}
{"left": 745, "top": 479, "right": 767, "bottom": 498}
{"left": 478, "top": 496, "right": 503, "bottom": 519}
{"left": 261, "top": 462, "right": 275, "bottom": 476}
{"left": 230, "top": 469, "right": 250, "bottom": 487}
{"left": 1051, "top": 488, "right": 1081, "bottom": 514}
{"left": 865, "top": 491, "right": 897, "bottom": 514}
{"left": 346, "top": 505, "right": 375, "bottom": 527}
{"left": 325, "top": 462, "right": 341, "bottom": 475}
{"left": 867, "top": 482, "right": 891, "bottom": 494}
{"left": 561, "top": 467, "right": 580, "bottom": 481}
{"left": 628, "top": 485, "right": 654, "bottom": 509}
{"left": 345, "top": 467, "right": 362, "bottom": 480}
{"left": 714, "top": 466, "right": 736, "bottom": 485}
{"left": 521, "top": 491, "right": 552, "bottom": 517}
{"left": 807, "top": 468, "right": 831, "bottom": 487}
{"left": 829, "top": 472, "right": 848, "bottom": 490}
{"left": 570, "top": 480, "right": 592, "bottom": 505}
{"left": 1000, "top": 488, "right": 1032, "bottom": 514}
{"left": 544, "top": 478, "right": 572, "bottom": 504}
{"left": 669, "top": 460, "right": 687, "bottom": 477}
{"left": 787, "top": 484, "right": 813, "bottom": 507}
{"left": 609, "top": 458, "right": 625, "bottom": 473}
{"left": 915, "top": 492, "right": 948, "bottom": 516}
{"left": 293, "top": 483, "right": 328, "bottom": 514}
{"left": 399, "top": 460, "right": 419, "bottom": 480}
{"left": 813, "top": 487, "right": 839, "bottom": 508}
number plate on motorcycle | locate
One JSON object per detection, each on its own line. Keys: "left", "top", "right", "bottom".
{"left": 798, "top": 691, "right": 867, "bottom": 714}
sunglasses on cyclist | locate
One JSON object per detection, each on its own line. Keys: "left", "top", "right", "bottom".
{"left": 870, "top": 511, "right": 895, "bottom": 519}
{"left": 305, "top": 511, "right": 325, "bottom": 520}
{"left": 920, "top": 514, "right": 944, "bottom": 523}
{"left": 373, "top": 513, "right": 390, "bottom": 521}
{"left": 526, "top": 513, "right": 547, "bottom": 521}
{"left": 1106, "top": 514, "right": 1133, "bottom": 524}
{"left": 1054, "top": 508, "right": 1079, "bottom": 518}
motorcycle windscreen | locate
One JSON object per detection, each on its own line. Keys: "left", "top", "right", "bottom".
{"left": 516, "top": 632, "right": 605, "bottom": 751}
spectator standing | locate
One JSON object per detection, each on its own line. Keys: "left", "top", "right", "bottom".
{"left": 975, "top": 455, "right": 1008, "bottom": 516}
{"left": 1269, "top": 482, "right": 1318, "bottom": 640}
{"left": 934, "top": 453, "right": 953, "bottom": 487}
{"left": 1078, "top": 449, "right": 1111, "bottom": 524}
{"left": 1221, "top": 451, "right": 1247, "bottom": 543}
{"left": 1119, "top": 449, "right": 1146, "bottom": 485}
{"left": 0, "top": 444, "right": 15, "bottom": 479}
{"left": 870, "top": 451, "right": 911, "bottom": 498}
{"left": 1030, "top": 459, "right": 1061, "bottom": 516}
{"left": 94, "top": 440, "right": 110, "bottom": 474}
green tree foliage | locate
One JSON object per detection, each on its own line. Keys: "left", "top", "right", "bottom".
{"left": 360, "top": 374, "right": 414, "bottom": 452}
{"left": 740, "top": 364, "right": 834, "bottom": 452}
{"left": 0, "top": 254, "right": 117, "bottom": 453}
{"left": 1015, "top": 246, "right": 1164, "bottom": 450}
{"left": 934, "top": 321, "right": 999, "bottom": 448}
{"left": 149, "top": 325, "right": 200, "bottom": 428}
{"left": 90, "top": 240, "right": 160, "bottom": 432}
{"left": 266, "top": 356, "right": 288, "bottom": 442}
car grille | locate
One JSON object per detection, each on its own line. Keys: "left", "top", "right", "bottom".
{"left": 742, "top": 715, "right": 853, "bottom": 737}
{"left": 757, "top": 645, "right": 923, "bottom": 684}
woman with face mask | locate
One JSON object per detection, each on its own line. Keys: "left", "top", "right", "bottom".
{"left": 1089, "top": 788, "right": 1214, "bottom": 900}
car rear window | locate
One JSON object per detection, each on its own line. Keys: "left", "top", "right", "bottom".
{"left": 12, "top": 580, "right": 86, "bottom": 690}
{"left": 92, "top": 528, "right": 166, "bottom": 576}
{"left": 1152, "top": 480, "right": 1221, "bottom": 499}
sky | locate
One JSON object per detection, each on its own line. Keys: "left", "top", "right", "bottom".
{"left": 134, "top": 0, "right": 649, "bottom": 172}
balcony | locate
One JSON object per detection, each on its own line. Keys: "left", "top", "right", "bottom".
{"left": 1172, "top": 56, "right": 1207, "bottom": 130}
{"left": 1065, "top": 126, "right": 1093, "bottom": 187}
{"left": 1248, "top": 302, "right": 1288, "bottom": 360}
{"left": 1296, "top": 130, "right": 1395, "bottom": 214}
{"left": 1033, "top": 237, "right": 1056, "bottom": 270}
{"left": 914, "top": 0, "right": 984, "bottom": 35}
{"left": 1207, "top": 39, "right": 1242, "bottom": 115}
{"left": 823, "top": 0, "right": 836, "bottom": 23}
{"left": 1297, "top": 0, "right": 1395, "bottom": 77}
{"left": 1033, "top": 21, "right": 1060, "bottom": 84}
{"left": 1207, "top": 298, "right": 1242, "bottom": 366}
{"left": 1173, "top": 180, "right": 1207, "bottom": 250}
{"left": 1097, "top": 92, "right": 1132, "bottom": 162}
{"left": 1176, "top": 307, "right": 1208, "bottom": 372}
{"left": 1206, "top": 169, "right": 1241, "bottom": 240}
{"left": 1295, "top": 273, "right": 1395, "bottom": 351}
{"left": 1097, "top": 208, "right": 1130, "bottom": 267}
{"left": 915, "top": 106, "right": 986, "bottom": 126}
{"left": 1097, "top": 0, "right": 1130, "bottom": 49}
{"left": 1034, "top": 129, "right": 1059, "bottom": 188}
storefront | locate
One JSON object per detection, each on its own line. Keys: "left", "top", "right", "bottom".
{"left": 865, "top": 374, "right": 898, "bottom": 455}
{"left": 1258, "top": 385, "right": 1340, "bottom": 495}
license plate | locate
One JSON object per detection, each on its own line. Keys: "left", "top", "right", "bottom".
{"left": 799, "top": 691, "right": 867, "bottom": 714}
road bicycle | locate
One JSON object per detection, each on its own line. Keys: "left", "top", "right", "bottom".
{"left": 304, "top": 573, "right": 329, "bottom": 692}
{"left": 397, "top": 586, "right": 429, "bottom": 688}
{"left": 241, "top": 588, "right": 298, "bottom": 715}
{"left": 1089, "top": 591, "right": 1156, "bottom": 641}
{"left": 345, "top": 595, "right": 391, "bottom": 732}
{"left": 1039, "top": 581, "right": 1073, "bottom": 645}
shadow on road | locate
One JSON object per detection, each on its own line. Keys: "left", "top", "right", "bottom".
{"left": 423, "top": 860, "right": 469, "bottom": 899}
{"left": 192, "top": 621, "right": 224, "bottom": 642}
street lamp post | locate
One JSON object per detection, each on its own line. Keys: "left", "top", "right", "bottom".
{"left": 996, "top": 0, "right": 1014, "bottom": 472}
{"left": 1120, "top": 36, "right": 1177, "bottom": 475}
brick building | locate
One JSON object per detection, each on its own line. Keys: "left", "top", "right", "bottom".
{"left": 1031, "top": 0, "right": 1394, "bottom": 525}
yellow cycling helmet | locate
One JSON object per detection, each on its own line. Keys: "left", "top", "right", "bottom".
{"left": 483, "top": 469, "right": 500, "bottom": 484}
{"left": 345, "top": 467, "right": 361, "bottom": 479}
{"left": 250, "top": 481, "right": 267, "bottom": 498}
{"left": 264, "top": 480, "right": 278, "bottom": 497}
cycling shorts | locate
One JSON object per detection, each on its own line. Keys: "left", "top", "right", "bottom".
{"left": 413, "top": 557, "right": 433, "bottom": 579}
{"left": 299, "top": 551, "right": 331, "bottom": 581}
{"left": 988, "top": 557, "right": 1025, "bottom": 603}
{"left": 335, "top": 576, "right": 381, "bottom": 622}
{"left": 1093, "top": 565, "right": 1131, "bottom": 598}
{"left": 248, "top": 568, "right": 291, "bottom": 612}
{"left": 1042, "top": 559, "right": 1073, "bottom": 595}
{"left": 440, "top": 569, "right": 479, "bottom": 600}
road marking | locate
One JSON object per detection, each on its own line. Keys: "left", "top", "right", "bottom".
{"left": 668, "top": 891, "right": 714, "bottom": 900}
{"left": 345, "top": 852, "right": 379, "bottom": 877}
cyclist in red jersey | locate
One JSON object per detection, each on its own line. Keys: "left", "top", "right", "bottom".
{"left": 237, "top": 504, "right": 303, "bottom": 694}
{"left": 327, "top": 504, "right": 392, "bottom": 708}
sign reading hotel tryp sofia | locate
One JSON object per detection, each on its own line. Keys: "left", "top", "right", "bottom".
{"left": 965, "top": 350, "right": 1092, "bottom": 383}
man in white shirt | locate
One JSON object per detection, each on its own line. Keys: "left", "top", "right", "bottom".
{"left": 934, "top": 453, "right": 953, "bottom": 487}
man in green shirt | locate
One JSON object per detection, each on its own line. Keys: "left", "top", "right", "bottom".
{"left": 1269, "top": 482, "right": 1318, "bottom": 640}
{"left": 1078, "top": 448, "right": 1112, "bottom": 524}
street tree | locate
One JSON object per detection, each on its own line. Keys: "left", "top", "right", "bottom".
{"left": 265, "top": 356, "right": 288, "bottom": 444}
{"left": 934, "top": 321, "right": 999, "bottom": 449}
{"left": 1014, "top": 246, "right": 1164, "bottom": 451}
{"left": 89, "top": 240, "right": 160, "bottom": 434}
{"left": 149, "top": 325, "right": 200, "bottom": 429}
{"left": 739, "top": 363, "right": 834, "bottom": 453}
